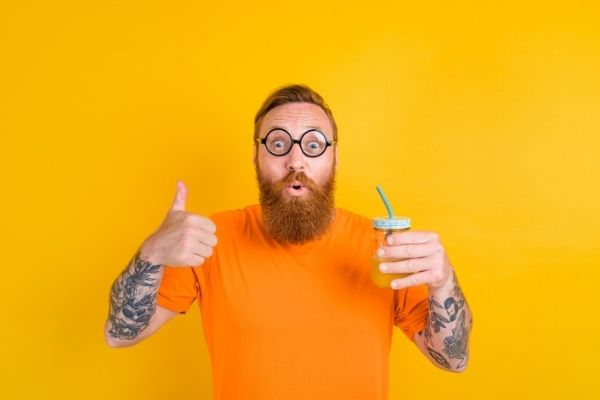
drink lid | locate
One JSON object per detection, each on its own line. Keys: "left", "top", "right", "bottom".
{"left": 373, "top": 216, "right": 411, "bottom": 230}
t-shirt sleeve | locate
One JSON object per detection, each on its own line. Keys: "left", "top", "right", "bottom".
{"left": 393, "top": 284, "right": 430, "bottom": 341}
{"left": 157, "top": 265, "right": 200, "bottom": 314}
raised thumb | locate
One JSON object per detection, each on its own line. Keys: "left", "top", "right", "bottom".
{"left": 170, "top": 180, "right": 187, "bottom": 212}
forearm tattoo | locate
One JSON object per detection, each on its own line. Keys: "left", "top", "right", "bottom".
{"left": 418, "top": 271, "right": 472, "bottom": 370}
{"left": 108, "top": 253, "right": 162, "bottom": 340}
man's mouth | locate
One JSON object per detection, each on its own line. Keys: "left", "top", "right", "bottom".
{"left": 285, "top": 181, "right": 307, "bottom": 196}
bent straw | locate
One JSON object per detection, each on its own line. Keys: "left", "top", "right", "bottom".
{"left": 375, "top": 185, "right": 395, "bottom": 219}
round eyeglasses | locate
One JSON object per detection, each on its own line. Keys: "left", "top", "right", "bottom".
{"left": 255, "top": 128, "right": 337, "bottom": 158}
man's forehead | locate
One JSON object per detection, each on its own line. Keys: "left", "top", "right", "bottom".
{"left": 261, "top": 103, "right": 333, "bottom": 134}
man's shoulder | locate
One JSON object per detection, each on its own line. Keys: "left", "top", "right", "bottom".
{"left": 210, "top": 204, "right": 259, "bottom": 218}
{"left": 333, "top": 207, "right": 372, "bottom": 231}
{"left": 208, "top": 204, "right": 261, "bottom": 228}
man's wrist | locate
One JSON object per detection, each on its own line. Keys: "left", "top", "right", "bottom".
{"left": 138, "top": 239, "right": 162, "bottom": 266}
{"left": 427, "top": 268, "right": 455, "bottom": 294}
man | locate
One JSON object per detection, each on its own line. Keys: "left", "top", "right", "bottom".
{"left": 104, "top": 84, "right": 472, "bottom": 399}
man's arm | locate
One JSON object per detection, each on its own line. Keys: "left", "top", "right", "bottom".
{"left": 376, "top": 230, "right": 472, "bottom": 372}
{"left": 413, "top": 269, "right": 472, "bottom": 372}
{"left": 104, "top": 181, "right": 217, "bottom": 348}
{"left": 104, "top": 252, "right": 178, "bottom": 348}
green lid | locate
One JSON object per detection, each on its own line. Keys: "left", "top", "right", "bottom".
{"left": 373, "top": 216, "right": 411, "bottom": 230}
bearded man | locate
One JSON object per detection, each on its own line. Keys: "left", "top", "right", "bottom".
{"left": 104, "top": 84, "right": 472, "bottom": 400}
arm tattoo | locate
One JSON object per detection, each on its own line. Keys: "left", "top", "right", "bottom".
{"left": 442, "top": 309, "right": 468, "bottom": 368}
{"left": 419, "top": 271, "right": 472, "bottom": 370}
{"left": 108, "top": 253, "right": 162, "bottom": 340}
{"left": 426, "top": 346, "right": 451, "bottom": 369}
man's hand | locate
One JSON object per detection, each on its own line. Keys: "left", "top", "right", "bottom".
{"left": 376, "top": 231, "right": 453, "bottom": 290}
{"left": 139, "top": 181, "right": 217, "bottom": 267}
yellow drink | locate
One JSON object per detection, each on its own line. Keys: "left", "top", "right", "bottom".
{"left": 370, "top": 255, "right": 410, "bottom": 289}
{"left": 371, "top": 216, "right": 411, "bottom": 289}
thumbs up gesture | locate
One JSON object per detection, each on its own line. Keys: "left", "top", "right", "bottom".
{"left": 139, "top": 181, "right": 218, "bottom": 267}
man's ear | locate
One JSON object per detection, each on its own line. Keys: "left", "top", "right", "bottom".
{"left": 252, "top": 144, "right": 257, "bottom": 165}
{"left": 334, "top": 145, "right": 339, "bottom": 170}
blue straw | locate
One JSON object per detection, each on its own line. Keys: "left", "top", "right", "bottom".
{"left": 376, "top": 185, "right": 395, "bottom": 219}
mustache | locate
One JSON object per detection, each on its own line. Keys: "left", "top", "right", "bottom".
{"left": 273, "top": 171, "right": 319, "bottom": 192}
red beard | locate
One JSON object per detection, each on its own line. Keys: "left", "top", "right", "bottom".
{"left": 256, "top": 166, "right": 336, "bottom": 245}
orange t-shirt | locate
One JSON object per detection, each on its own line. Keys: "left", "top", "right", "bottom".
{"left": 158, "top": 205, "right": 429, "bottom": 400}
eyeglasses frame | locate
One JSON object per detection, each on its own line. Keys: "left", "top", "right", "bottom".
{"left": 255, "top": 128, "right": 337, "bottom": 158}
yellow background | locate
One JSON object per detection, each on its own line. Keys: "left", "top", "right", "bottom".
{"left": 1, "top": 1, "right": 599, "bottom": 399}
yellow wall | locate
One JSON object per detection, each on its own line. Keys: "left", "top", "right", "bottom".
{"left": 1, "top": 1, "right": 599, "bottom": 398}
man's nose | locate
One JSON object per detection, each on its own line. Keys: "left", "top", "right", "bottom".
{"left": 285, "top": 143, "right": 306, "bottom": 172}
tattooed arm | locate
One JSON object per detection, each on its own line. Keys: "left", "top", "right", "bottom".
{"left": 104, "top": 181, "right": 218, "bottom": 348}
{"left": 104, "top": 252, "right": 178, "bottom": 348}
{"left": 413, "top": 270, "right": 472, "bottom": 372}
{"left": 376, "top": 230, "right": 472, "bottom": 372}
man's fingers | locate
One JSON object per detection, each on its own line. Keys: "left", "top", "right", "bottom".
{"left": 386, "top": 231, "right": 439, "bottom": 245}
{"left": 193, "top": 242, "right": 215, "bottom": 259}
{"left": 184, "top": 255, "right": 206, "bottom": 267}
{"left": 198, "top": 216, "right": 217, "bottom": 234}
{"left": 379, "top": 257, "right": 431, "bottom": 274}
{"left": 170, "top": 180, "right": 188, "bottom": 212}
{"left": 199, "top": 231, "right": 218, "bottom": 247}
{"left": 182, "top": 214, "right": 217, "bottom": 234}
{"left": 379, "top": 241, "right": 439, "bottom": 259}
{"left": 390, "top": 271, "right": 429, "bottom": 290}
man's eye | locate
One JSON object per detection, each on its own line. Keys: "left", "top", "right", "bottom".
{"left": 272, "top": 140, "right": 286, "bottom": 148}
{"left": 307, "top": 142, "right": 320, "bottom": 149}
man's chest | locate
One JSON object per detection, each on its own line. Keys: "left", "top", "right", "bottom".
{"left": 199, "top": 244, "right": 394, "bottom": 343}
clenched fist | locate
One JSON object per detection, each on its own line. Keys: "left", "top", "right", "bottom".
{"left": 139, "top": 181, "right": 217, "bottom": 267}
